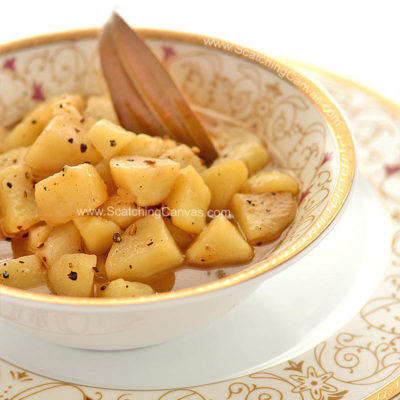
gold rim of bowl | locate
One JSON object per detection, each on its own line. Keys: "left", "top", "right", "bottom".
{"left": 0, "top": 28, "right": 356, "bottom": 306}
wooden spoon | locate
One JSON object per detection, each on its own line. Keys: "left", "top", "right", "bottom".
{"left": 99, "top": 13, "right": 218, "bottom": 165}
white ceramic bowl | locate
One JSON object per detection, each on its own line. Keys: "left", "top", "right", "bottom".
{"left": 0, "top": 29, "right": 355, "bottom": 349}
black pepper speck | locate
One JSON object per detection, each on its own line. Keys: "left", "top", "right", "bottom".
{"left": 68, "top": 271, "right": 78, "bottom": 281}
{"left": 113, "top": 232, "right": 122, "bottom": 243}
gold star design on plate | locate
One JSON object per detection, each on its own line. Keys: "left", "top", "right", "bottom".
{"left": 291, "top": 366, "right": 337, "bottom": 400}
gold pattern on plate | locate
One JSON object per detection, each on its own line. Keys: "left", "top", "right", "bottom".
{"left": 0, "top": 29, "right": 355, "bottom": 307}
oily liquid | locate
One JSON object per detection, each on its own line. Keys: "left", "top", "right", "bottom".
{"left": 3, "top": 107, "right": 296, "bottom": 295}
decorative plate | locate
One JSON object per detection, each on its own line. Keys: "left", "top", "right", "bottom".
{"left": 0, "top": 65, "right": 399, "bottom": 400}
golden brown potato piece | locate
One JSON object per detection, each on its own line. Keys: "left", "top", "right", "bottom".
{"left": 202, "top": 159, "right": 248, "bottom": 210}
{"left": 106, "top": 215, "right": 183, "bottom": 281}
{"left": 83, "top": 95, "right": 119, "bottom": 124}
{"left": 98, "top": 193, "right": 143, "bottom": 229}
{"left": 214, "top": 141, "right": 269, "bottom": 175}
{"left": 186, "top": 214, "right": 253, "bottom": 266}
{"left": 73, "top": 216, "right": 122, "bottom": 255}
{"left": 241, "top": 170, "right": 300, "bottom": 195}
{"left": 38, "top": 222, "right": 83, "bottom": 267}
{"left": 110, "top": 156, "right": 180, "bottom": 206}
{"left": 24, "top": 106, "right": 101, "bottom": 173}
{"left": 231, "top": 192, "right": 297, "bottom": 245}
{"left": 160, "top": 144, "right": 205, "bottom": 172}
{"left": 95, "top": 158, "right": 118, "bottom": 195}
{"left": 35, "top": 163, "right": 108, "bottom": 225}
{"left": 97, "top": 278, "right": 154, "bottom": 298}
{"left": 0, "top": 147, "right": 28, "bottom": 171}
{"left": 48, "top": 253, "right": 96, "bottom": 297}
{"left": 166, "top": 165, "right": 211, "bottom": 234}
{"left": 26, "top": 223, "right": 53, "bottom": 254}
{"left": 0, "top": 255, "right": 46, "bottom": 289}
{"left": 164, "top": 218, "right": 194, "bottom": 250}
{"left": 88, "top": 119, "right": 134, "bottom": 159}
{"left": 118, "top": 133, "right": 176, "bottom": 158}
{"left": 4, "top": 94, "right": 85, "bottom": 151}
{"left": 0, "top": 165, "right": 40, "bottom": 234}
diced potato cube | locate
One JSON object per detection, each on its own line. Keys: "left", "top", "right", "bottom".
{"left": 119, "top": 133, "right": 176, "bottom": 158}
{"left": 186, "top": 214, "right": 253, "bottom": 266}
{"left": 97, "top": 279, "right": 154, "bottom": 298}
{"left": 98, "top": 193, "right": 143, "bottom": 229}
{"left": 231, "top": 192, "right": 297, "bottom": 244}
{"left": 95, "top": 158, "right": 117, "bottom": 194}
{"left": 215, "top": 141, "right": 269, "bottom": 175}
{"left": 5, "top": 94, "right": 85, "bottom": 151}
{"left": 202, "top": 159, "right": 248, "bottom": 210}
{"left": 110, "top": 156, "right": 180, "bottom": 206}
{"left": 160, "top": 144, "right": 205, "bottom": 172}
{"left": 0, "top": 255, "right": 46, "bottom": 289}
{"left": 166, "top": 166, "right": 210, "bottom": 233}
{"left": 88, "top": 119, "right": 134, "bottom": 159}
{"left": 35, "top": 163, "right": 108, "bottom": 225}
{"left": 83, "top": 95, "right": 119, "bottom": 124}
{"left": 0, "top": 165, "right": 40, "bottom": 234}
{"left": 106, "top": 215, "right": 183, "bottom": 281}
{"left": 241, "top": 170, "right": 300, "bottom": 195}
{"left": 73, "top": 216, "right": 122, "bottom": 255}
{"left": 48, "top": 253, "right": 96, "bottom": 297}
{"left": 24, "top": 107, "right": 101, "bottom": 173}
{"left": 38, "top": 222, "right": 83, "bottom": 267}
{"left": 26, "top": 223, "right": 53, "bottom": 254}
{"left": 164, "top": 218, "right": 194, "bottom": 249}
{"left": 0, "top": 147, "right": 28, "bottom": 171}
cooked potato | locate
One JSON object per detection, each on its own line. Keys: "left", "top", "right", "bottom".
{"left": 202, "top": 159, "right": 248, "bottom": 210}
{"left": 143, "top": 270, "right": 176, "bottom": 292}
{"left": 35, "top": 163, "right": 108, "bottom": 225}
{"left": 97, "top": 278, "right": 154, "bottom": 298}
{"left": 166, "top": 165, "right": 211, "bottom": 233}
{"left": 0, "top": 147, "right": 28, "bottom": 171}
{"left": 160, "top": 144, "right": 205, "bottom": 172}
{"left": 24, "top": 107, "right": 101, "bottom": 173}
{"left": 5, "top": 95, "right": 85, "bottom": 151}
{"left": 38, "top": 222, "right": 83, "bottom": 267}
{"left": 0, "top": 255, "right": 46, "bottom": 289}
{"left": 106, "top": 215, "right": 183, "bottom": 281}
{"left": 119, "top": 133, "right": 176, "bottom": 158}
{"left": 95, "top": 158, "right": 117, "bottom": 194}
{"left": 164, "top": 218, "right": 194, "bottom": 249}
{"left": 231, "top": 192, "right": 297, "bottom": 244}
{"left": 215, "top": 141, "right": 269, "bottom": 175}
{"left": 241, "top": 170, "right": 300, "bottom": 195}
{"left": 0, "top": 165, "right": 40, "bottom": 234}
{"left": 73, "top": 216, "right": 121, "bottom": 255}
{"left": 83, "top": 95, "right": 119, "bottom": 124}
{"left": 88, "top": 119, "right": 134, "bottom": 159}
{"left": 26, "top": 223, "right": 53, "bottom": 254}
{"left": 110, "top": 156, "right": 180, "bottom": 206}
{"left": 98, "top": 193, "right": 143, "bottom": 229}
{"left": 48, "top": 253, "right": 96, "bottom": 297}
{"left": 186, "top": 214, "right": 253, "bottom": 266}
{"left": 0, "top": 127, "right": 7, "bottom": 153}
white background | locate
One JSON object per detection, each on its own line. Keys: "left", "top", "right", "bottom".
{"left": 0, "top": 0, "right": 398, "bottom": 104}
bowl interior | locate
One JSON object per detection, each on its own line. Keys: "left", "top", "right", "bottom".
{"left": 0, "top": 30, "right": 355, "bottom": 303}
